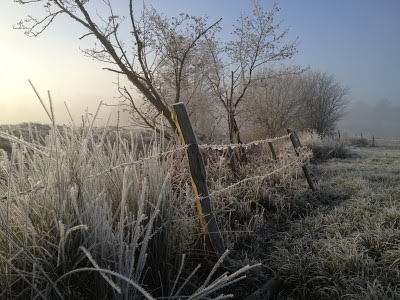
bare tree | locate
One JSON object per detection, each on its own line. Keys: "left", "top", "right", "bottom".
{"left": 300, "top": 71, "right": 349, "bottom": 135}
{"left": 14, "top": 0, "right": 220, "bottom": 136}
{"left": 243, "top": 68, "right": 349, "bottom": 138}
{"left": 204, "top": 0, "right": 298, "bottom": 162}
{"left": 244, "top": 67, "right": 305, "bottom": 138}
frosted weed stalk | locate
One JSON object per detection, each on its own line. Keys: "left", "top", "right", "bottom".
{"left": 0, "top": 88, "right": 257, "bottom": 299}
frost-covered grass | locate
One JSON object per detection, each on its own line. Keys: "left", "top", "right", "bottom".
{"left": 0, "top": 101, "right": 313, "bottom": 299}
{"left": 10, "top": 89, "right": 400, "bottom": 299}
{"left": 300, "top": 130, "right": 352, "bottom": 160}
{"left": 265, "top": 138, "right": 400, "bottom": 299}
{"left": 3, "top": 108, "right": 398, "bottom": 299}
{"left": 0, "top": 107, "right": 272, "bottom": 299}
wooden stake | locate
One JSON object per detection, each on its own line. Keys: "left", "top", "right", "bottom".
{"left": 268, "top": 141, "right": 277, "bottom": 160}
{"left": 170, "top": 103, "right": 225, "bottom": 258}
{"left": 287, "top": 128, "right": 315, "bottom": 191}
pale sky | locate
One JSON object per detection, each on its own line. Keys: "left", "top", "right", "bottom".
{"left": 1, "top": 0, "right": 400, "bottom": 127}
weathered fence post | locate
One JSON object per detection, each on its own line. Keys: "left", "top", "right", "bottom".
{"left": 287, "top": 128, "right": 316, "bottom": 191}
{"left": 170, "top": 103, "right": 225, "bottom": 258}
{"left": 372, "top": 135, "right": 375, "bottom": 147}
{"left": 268, "top": 142, "right": 277, "bottom": 160}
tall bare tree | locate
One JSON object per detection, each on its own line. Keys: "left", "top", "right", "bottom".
{"left": 244, "top": 67, "right": 305, "bottom": 138}
{"left": 14, "top": 0, "right": 220, "bottom": 135}
{"left": 300, "top": 70, "right": 349, "bottom": 135}
{"left": 244, "top": 68, "right": 349, "bottom": 138}
{"left": 205, "top": 0, "right": 298, "bottom": 157}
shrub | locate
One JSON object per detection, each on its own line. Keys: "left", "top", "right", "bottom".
{"left": 300, "top": 130, "right": 352, "bottom": 160}
{"left": 349, "top": 135, "right": 371, "bottom": 147}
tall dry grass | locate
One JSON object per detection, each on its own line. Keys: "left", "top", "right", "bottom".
{"left": 0, "top": 96, "right": 270, "bottom": 299}
{"left": 0, "top": 87, "right": 322, "bottom": 299}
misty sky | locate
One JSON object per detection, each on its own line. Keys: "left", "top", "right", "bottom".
{"left": 1, "top": 0, "right": 400, "bottom": 135}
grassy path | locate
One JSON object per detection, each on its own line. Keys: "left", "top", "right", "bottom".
{"left": 267, "top": 139, "right": 400, "bottom": 299}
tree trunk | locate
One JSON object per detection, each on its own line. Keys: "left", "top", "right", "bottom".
{"left": 231, "top": 115, "right": 248, "bottom": 164}
{"left": 227, "top": 111, "right": 247, "bottom": 173}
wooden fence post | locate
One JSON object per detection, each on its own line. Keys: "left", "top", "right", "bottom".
{"left": 287, "top": 128, "right": 316, "bottom": 191}
{"left": 170, "top": 103, "right": 225, "bottom": 258}
{"left": 268, "top": 141, "right": 277, "bottom": 160}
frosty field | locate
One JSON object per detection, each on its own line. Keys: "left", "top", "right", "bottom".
{"left": 0, "top": 122, "right": 399, "bottom": 299}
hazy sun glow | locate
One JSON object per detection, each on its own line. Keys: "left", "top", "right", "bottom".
{"left": 0, "top": 0, "right": 129, "bottom": 125}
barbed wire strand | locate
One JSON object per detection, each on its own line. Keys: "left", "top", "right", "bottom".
{"left": 0, "top": 186, "right": 45, "bottom": 201}
{"left": 0, "top": 132, "right": 293, "bottom": 201}
{"left": 85, "top": 133, "right": 291, "bottom": 180}
{"left": 84, "top": 145, "right": 190, "bottom": 180}
{"left": 198, "top": 133, "right": 291, "bottom": 151}
{"left": 209, "top": 159, "right": 299, "bottom": 198}
{"left": 0, "top": 159, "right": 299, "bottom": 201}
{"left": 141, "top": 158, "right": 302, "bottom": 241}
{"left": 0, "top": 145, "right": 191, "bottom": 200}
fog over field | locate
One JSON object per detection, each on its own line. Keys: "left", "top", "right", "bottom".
{"left": 339, "top": 99, "right": 400, "bottom": 138}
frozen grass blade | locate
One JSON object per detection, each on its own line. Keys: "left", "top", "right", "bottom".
{"left": 28, "top": 80, "right": 52, "bottom": 121}
{"left": 56, "top": 266, "right": 154, "bottom": 300}
{"left": 169, "top": 253, "right": 186, "bottom": 298}
{"left": 79, "top": 246, "right": 122, "bottom": 294}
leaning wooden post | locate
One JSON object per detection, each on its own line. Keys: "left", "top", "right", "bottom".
{"left": 287, "top": 128, "right": 316, "bottom": 191}
{"left": 170, "top": 103, "right": 225, "bottom": 258}
{"left": 268, "top": 141, "right": 277, "bottom": 160}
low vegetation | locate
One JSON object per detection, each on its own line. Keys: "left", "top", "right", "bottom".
{"left": 0, "top": 118, "right": 310, "bottom": 299}
{"left": 300, "top": 130, "right": 353, "bottom": 160}
{"left": 1, "top": 118, "right": 399, "bottom": 299}
{"left": 266, "top": 138, "right": 400, "bottom": 299}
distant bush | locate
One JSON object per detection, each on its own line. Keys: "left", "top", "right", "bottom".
{"left": 300, "top": 130, "right": 352, "bottom": 160}
{"left": 349, "top": 135, "right": 371, "bottom": 147}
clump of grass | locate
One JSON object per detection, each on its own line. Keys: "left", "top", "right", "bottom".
{"left": 300, "top": 130, "right": 352, "bottom": 160}
{"left": 349, "top": 135, "right": 371, "bottom": 147}
{"left": 0, "top": 123, "right": 51, "bottom": 155}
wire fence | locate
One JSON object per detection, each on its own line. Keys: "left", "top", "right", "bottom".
{"left": 0, "top": 127, "right": 306, "bottom": 258}
{"left": 84, "top": 145, "right": 190, "bottom": 180}
{"left": 0, "top": 131, "right": 295, "bottom": 204}
{"left": 198, "top": 134, "right": 291, "bottom": 151}
{"left": 208, "top": 159, "right": 298, "bottom": 198}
